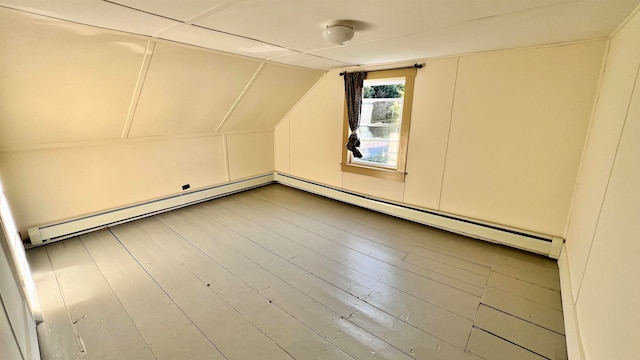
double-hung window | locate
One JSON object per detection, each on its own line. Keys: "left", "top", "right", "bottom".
{"left": 342, "top": 67, "right": 416, "bottom": 181}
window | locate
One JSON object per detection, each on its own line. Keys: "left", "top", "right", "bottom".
{"left": 342, "top": 67, "right": 416, "bottom": 181}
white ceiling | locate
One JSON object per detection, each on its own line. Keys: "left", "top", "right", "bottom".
{"left": 1, "top": 0, "right": 639, "bottom": 70}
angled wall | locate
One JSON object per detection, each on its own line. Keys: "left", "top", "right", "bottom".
{"left": 0, "top": 8, "right": 322, "bottom": 235}
{"left": 563, "top": 6, "right": 640, "bottom": 359}
{"left": 277, "top": 41, "right": 605, "bottom": 238}
{"left": 0, "top": 170, "right": 40, "bottom": 360}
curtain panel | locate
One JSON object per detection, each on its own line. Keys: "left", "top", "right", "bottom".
{"left": 344, "top": 71, "right": 367, "bottom": 158}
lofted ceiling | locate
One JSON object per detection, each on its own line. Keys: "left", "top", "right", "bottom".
{"left": 0, "top": 0, "right": 639, "bottom": 70}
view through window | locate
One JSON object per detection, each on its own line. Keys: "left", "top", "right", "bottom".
{"left": 352, "top": 77, "right": 405, "bottom": 168}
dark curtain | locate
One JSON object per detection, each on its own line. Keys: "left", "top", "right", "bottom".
{"left": 344, "top": 71, "right": 367, "bottom": 158}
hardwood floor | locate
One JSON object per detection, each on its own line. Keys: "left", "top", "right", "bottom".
{"left": 27, "top": 184, "right": 566, "bottom": 360}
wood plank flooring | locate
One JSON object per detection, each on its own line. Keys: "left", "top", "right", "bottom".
{"left": 27, "top": 184, "right": 566, "bottom": 360}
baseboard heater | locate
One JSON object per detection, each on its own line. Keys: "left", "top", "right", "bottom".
{"left": 27, "top": 174, "right": 275, "bottom": 247}
{"left": 274, "top": 173, "right": 563, "bottom": 258}
{"left": 27, "top": 172, "right": 563, "bottom": 258}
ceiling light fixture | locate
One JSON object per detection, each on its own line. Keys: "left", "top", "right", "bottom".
{"left": 322, "top": 24, "right": 355, "bottom": 45}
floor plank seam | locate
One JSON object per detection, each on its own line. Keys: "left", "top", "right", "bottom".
{"left": 483, "top": 283, "right": 562, "bottom": 311}
{"left": 401, "top": 257, "right": 490, "bottom": 291}
{"left": 466, "top": 301, "right": 484, "bottom": 351}
{"left": 186, "top": 209, "right": 457, "bottom": 357}
{"left": 238, "top": 195, "right": 410, "bottom": 256}
{"left": 190, "top": 204, "right": 467, "bottom": 357}
{"left": 413, "top": 243, "right": 495, "bottom": 267}
{"left": 31, "top": 185, "right": 567, "bottom": 360}
{"left": 45, "top": 245, "right": 89, "bottom": 360}
{"left": 403, "top": 251, "right": 492, "bottom": 276}
{"left": 477, "top": 303, "right": 566, "bottom": 337}
{"left": 252, "top": 186, "right": 496, "bottom": 256}
{"left": 149, "top": 216, "right": 307, "bottom": 359}
{"left": 249, "top": 192, "right": 414, "bottom": 254}
{"left": 252, "top": 196, "right": 481, "bottom": 270}
{"left": 78, "top": 237, "right": 162, "bottom": 360}
{"left": 203, "top": 202, "right": 481, "bottom": 323}
{"left": 221, "top": 197, "right": 486, "bottom": 299}
{"left": 488, "top": 270, "right": 561, "bottom": 292}
{"left": 155, "top": 216, "right": 362, "bottom": 360}
{"left": 299, "top": 264, "right": 467, "bottom": 352}
{"left": 470, "top": 326, "right": 552, "bottom": 360}
{"left": 106, "top": 227, "right": 231, "bottom": 360}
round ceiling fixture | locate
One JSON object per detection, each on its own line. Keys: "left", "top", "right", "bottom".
{"left": 322, "top": 24, "right": 355, "bottom": 45}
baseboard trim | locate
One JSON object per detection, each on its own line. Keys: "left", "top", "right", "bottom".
{"left": 274, "top": 172, "right": 563, "bottom": 258}
{"left": 558, "top": 245, "right": 586, "bottom": 360}
{"left": 27, "top": 174, "right": 275, "bottom": 246}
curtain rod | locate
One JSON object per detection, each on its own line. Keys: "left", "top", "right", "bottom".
{"left": 339, "top": 63, "right": 424, "bottom": 76}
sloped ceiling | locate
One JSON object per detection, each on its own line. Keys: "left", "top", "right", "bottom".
{"left": 0, "top": 0, "right": 638, "bottom": 70}
{"left": 128, "top": 42, "right": 262, "bottom": 137}
{"left": 0, "top": 8, "right": 323, "bottom": 148}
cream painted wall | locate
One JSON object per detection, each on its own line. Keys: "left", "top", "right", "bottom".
{"left": 226, "top": 131, "right": 274, "bottom": 181}
{"left": 565, "top": 13, "right": 640, "bottom": 296}
{"left": 403, "top": 58, "right": 458, "bottom": 210}
{"left": 274, "top": 116, "right": 291, "bottom": 173}
{"left": 564, "top": 7, "right": 640, "bottom": 359}
{"left": 0, "top": 137, "right": 227, "bottom": 231}
{"left": 279, "top": 41, "right": 605, "bottom": 237}
{"left": 0, "top": 172, "right": 40, "bottom": 360}
{"left": 440, "top": 42, "right": 604, "bottom": 236}
{"left": 288, "top": 73, "right": 344, "bottom": 187}
{"left": 0, "top": 223, "right": 39, "bottom": 360}
{"left": 0, "top": 8, "right": 321, "bottom": 235}
{"left": 342, "top": 172, "right": 405, "bottom": 202}
{"left": 0, "top": 300, "right": 23, "bottom": 360}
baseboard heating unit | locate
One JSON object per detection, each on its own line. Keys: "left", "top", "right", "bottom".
{"left": 27, "top": 172, "right": 563, "bottom": 258}
{"left": 274, "top": 173, "right": 563, "bottom": 258}
{"left": 27, "top": 174, "right": 274, "bottom": 246}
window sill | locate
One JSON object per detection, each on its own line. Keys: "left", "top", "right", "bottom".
{"left": 341, "top": 163, "right": 406, "bottom": 182}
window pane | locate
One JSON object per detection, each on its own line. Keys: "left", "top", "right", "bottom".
{"left": 354, "top": 139, "right": 400, "bottom": 167}
{"left": 361, "top": 99, "right": 404, "bottom": 126}
{"left": 353, "top": 77, "right": 406, "bottom": 168}
{"left": 359, "top": 125, "right": 400, "bottom": 141}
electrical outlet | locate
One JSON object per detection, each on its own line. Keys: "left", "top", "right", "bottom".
{"left": 182, "top": 184, "right": 190, "bottom": 190}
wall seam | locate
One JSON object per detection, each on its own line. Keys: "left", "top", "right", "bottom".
{"left": 0, "top": 289, "right": 27, "bottom": 360}
{"left": 576, "top": 58, "right": 640, "bottom": 302}
{"left": 558, "top": 245, "right": 587, "bottom": 360}
{"left": 276, "top": 72, "right": 328, "bottom": 128}
{"left": 272, "top": 125, "right": 278, "bottom": 172}
{"left": 215, "top": 62, "right": 266, "bottom": 133}
{"left": 222, "top": 134, "right": 231, "bottom": 182}
{"left": 436, "top": 57, "right": 460, "bottom": 210}
{"left": 288, "top": 116, "right": 292, "bottom": 174}
{"left": 609, "top": 2, "right": 640, "bottom": 38}
{"left": 0, "top": 129, "right": 272, "bottom": 153}
{"left": 563, "top": 39, "right": 612, "bottom": 239}
{"left": 122, "top": 40, "right": 156, "bottom": 139}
